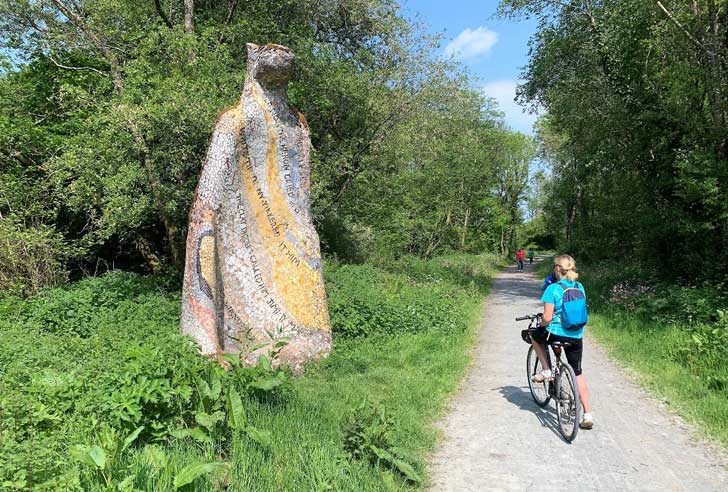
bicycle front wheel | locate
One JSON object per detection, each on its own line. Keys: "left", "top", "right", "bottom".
{"left": 555, "top": 363, "right": 581, "bottom": 442}
{"left": 526, "top": 345, "right": 550, "bottom": 407}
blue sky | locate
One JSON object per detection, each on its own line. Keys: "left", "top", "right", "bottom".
{"left": 401, "top": 0, "right": 540, "bottom": 134}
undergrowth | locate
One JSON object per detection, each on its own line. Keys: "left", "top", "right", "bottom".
{"left": 0, "top": 253, "right": 501, "bottom": 491}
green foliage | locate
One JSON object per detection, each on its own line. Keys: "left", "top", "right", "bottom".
{"left": 0, "top": 272, "right": 289, "bottom": 490}
{"left": 343, "top": 401, "right": 421, "bottom": 483}
{"left": 579, "top": 260, "right": 728, "bottom": 447}
{"left": 326, "top": 264, "right": 462, "bottom": 338}
{"left": 0, "top": 0, "right": 531, "bottom": 288}
{"left": 0, "top": 253, "right": 498, "bottom": 490}
{"left": 582, "top": 260, "right": 728, "bottom": 324}
{"left": 70, "top": 425, "right": 144, "bottom": 488}
{"left": 0, "top": 219, "right": 71, "bottom": 296}
{"left": 326, "top": 254, "right": 500, "bottom": 338}
{"left": 173, "top": 461, "right": 230, "bottom": 490}
{"left": 588, "top": 260, "right": 728, "bottom": 378}
{"left": 504, "top": 0, "right": 728, "bottom": 279}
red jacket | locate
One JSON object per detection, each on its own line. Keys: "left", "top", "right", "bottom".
{"left": 516, "top": 250, "right": 526, "bottom": 260}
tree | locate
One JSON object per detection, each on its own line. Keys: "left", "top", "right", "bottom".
{"left": 501, "top": 0, "right": 728, "bottom": 278}
{"left": 0, "top": 0, "right": 535, "bottom": 291}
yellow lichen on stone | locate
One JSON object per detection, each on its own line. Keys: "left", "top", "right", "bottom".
{"left": 198, "top": 235, "right": 217, "bottom": 298}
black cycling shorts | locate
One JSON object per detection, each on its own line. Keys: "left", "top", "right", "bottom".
{"left": 531, "top": 327, "right": 583, "bottom": 376}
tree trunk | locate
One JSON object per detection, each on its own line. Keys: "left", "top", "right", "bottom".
{"left": 460, "top": 208, "right": 470, "bottom": 250}
{"left": 125, "top": 114, "right": 184, "bottom": 270}
{"left": 136, "top": 236, "right": 162, "bottom": 273}
{"left": 706, "top": 0, "right": 726, "bottom": 156}
{"left": 184, "top": 0, "right": 195, "bottom": 33}
{"left": 154, "top": 0, "right": 173, "bottom": 28}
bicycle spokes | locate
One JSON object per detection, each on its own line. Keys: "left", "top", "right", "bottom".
{"left": 555, "top": 366, "right": 581, "bottom": 442}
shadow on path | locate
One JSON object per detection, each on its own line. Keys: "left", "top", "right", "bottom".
{"left": 496, "top": 385, "right": 568, "bottom": 443}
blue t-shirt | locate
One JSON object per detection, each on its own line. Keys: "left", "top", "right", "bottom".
{"left": 540, "top": 280, "right": 586, "bottom": 339}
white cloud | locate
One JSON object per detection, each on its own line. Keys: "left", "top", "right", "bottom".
{"left": 444, "top": 27, "right": 499, "bottom": 60}
{"left": 481, "top": 79, "right": 540, "bottom": 134}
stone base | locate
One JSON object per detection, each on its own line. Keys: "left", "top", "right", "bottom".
{"left": 243, "top": 330, "right": 332, "bottom": 375}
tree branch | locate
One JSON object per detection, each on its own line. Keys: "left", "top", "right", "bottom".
{"left": 49, "top": 0, "right": 125, "bottom": 94}
{"left": 655, "top": 1, "right": 706, "bottom": 52}
{"left": 154, "top": 0, "right": 173, "bottom": 29}
{"left": 218, "top": 0, "right": 239, "bottom": 44}
{"left": 48, "top": 55, "right": 108, "bottom": 77}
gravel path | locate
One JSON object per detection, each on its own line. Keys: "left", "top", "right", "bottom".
{"left": 429, "top": 260, "right": 728, "bottom": 492}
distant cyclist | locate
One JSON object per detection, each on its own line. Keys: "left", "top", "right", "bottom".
{"left": 530, "top": 254, "right": 593, "bottom": 429}
{"left": 515, "top": 248, "right": 526, "bottom": 272}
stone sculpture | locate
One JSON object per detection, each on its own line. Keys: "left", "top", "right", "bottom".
{"left": 180, "top": 43, "right": 331, "bottom": 372}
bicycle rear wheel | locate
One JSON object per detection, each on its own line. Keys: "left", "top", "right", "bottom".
{"left": 526, "top": 345, "right": 550, "bottom": 407}
{"left": 555, "top": 363, "right": 581, "bottom": 442}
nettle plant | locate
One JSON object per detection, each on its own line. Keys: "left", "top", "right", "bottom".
{"left": 342, "top": 400, "right": 421, "bottom": 484}
{"left": 71, "top": 424, "right": 145, "bottom": 490}
{"left": 72, "top": 342, "right": 291, "bottom": 490}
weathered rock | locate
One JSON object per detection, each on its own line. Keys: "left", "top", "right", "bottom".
{"left": 180, "top": 43, "right": 331, "bottom": 372}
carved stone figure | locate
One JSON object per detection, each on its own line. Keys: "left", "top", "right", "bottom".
{"left": 180, "top": 43, "right": 331, "bottom": 372}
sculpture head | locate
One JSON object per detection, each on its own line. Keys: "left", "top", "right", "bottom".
{"left": 246, "top": 43, "right": 294, "bottom": 86}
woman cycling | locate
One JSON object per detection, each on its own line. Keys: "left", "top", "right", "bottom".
{"left": 531, "top": 254, "right": 593, "bottom": 429}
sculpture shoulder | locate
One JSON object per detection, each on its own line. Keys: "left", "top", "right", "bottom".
{"left": 203, "top": 105, "right": 244, "bottom": 168}
{"left": 195, "top": 105, "right": 244, "bottom": 209}
{"left": 214, "top": 104, "right": 245, "bottom": 137}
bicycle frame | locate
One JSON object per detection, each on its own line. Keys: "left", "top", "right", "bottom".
{"left": 517, "top": 313, "right": 581, "bottom": 441}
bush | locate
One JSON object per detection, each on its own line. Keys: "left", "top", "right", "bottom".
{"left": 0, "top": 272, "right": 288, "bottom": 490}
{"left": 582, "top": 260, "right": 728, "bottom": 325}
{"left": 583, "top": 259, "right": 728, "bottom": 404}
{"left": 342, "top": 400, "right": 421, "bottom": 483}
{"left": 0, "top": 220, "right": 71, "bottom": 296}
{"left": 326, "top": 262, "right": 465, "bottom": 338}
{"left": 0, "top": 253, "right": 498, "bottom": 490}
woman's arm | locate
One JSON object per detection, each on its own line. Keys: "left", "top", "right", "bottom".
{"left": 542, "top": 302, "right": 555, "bottom": 324}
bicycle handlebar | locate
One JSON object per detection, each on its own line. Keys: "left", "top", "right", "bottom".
{"left": 515, "top": 313, "right": 542, "bottom": 321}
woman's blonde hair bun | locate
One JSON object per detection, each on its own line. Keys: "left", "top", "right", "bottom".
{"left": 554, "top": 254, "right": 579, "bottom": 282}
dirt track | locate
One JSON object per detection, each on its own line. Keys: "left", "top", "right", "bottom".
{"left": 428, "top": 260, "right": 728, "bottom": 491}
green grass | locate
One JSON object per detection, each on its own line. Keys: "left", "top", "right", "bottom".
{"left": 587, "top": 312, "right": 728, "bottom": 448}
{"left": 0, "top": 253, "right": 502, "bottom": 491}
{"left": 226, "top": 328, "right": 483, "bottom": 491}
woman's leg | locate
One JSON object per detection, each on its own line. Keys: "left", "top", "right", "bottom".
{"left": 531, "top": 340, "right": 551, "bottom": 372}
{"left": 577, "top": 374, "right": 591, "bottom": 413}
{"left": 563, "top": 340, "right": 592, "bottom": 416}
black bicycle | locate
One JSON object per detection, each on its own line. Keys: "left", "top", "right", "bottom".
{"left": 516, "top": 313, "right": 581, "bottom": 442}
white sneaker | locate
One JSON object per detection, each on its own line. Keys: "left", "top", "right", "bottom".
{"left": 581, "top": 412, "right": 594, "bottom": 429}
{"left": 531, "top": 369, "right": 553, "bottom": 383}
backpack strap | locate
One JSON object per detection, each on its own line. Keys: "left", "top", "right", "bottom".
{"left": 558, "top": 280, "right": 581, "bottom": 290}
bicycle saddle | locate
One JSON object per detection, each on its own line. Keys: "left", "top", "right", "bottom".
{"left": 550, "top": 340, "right": 574, "bottom": 348}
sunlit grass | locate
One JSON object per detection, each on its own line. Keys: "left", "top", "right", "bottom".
{"left": 588, "top": 311, "right": 728, "bottom": 449}
{"left": 1, "top": 253, "right": 501, "bottom": 491}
